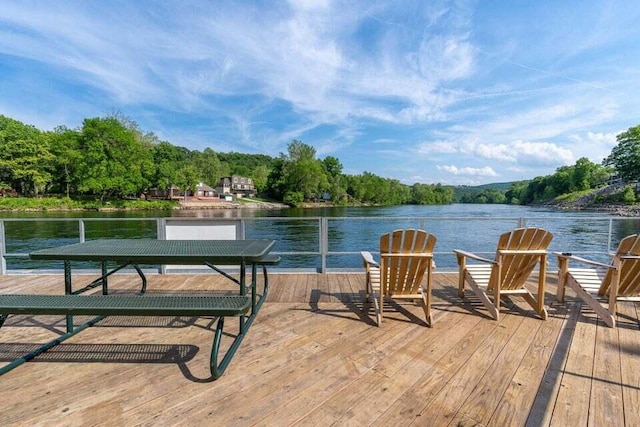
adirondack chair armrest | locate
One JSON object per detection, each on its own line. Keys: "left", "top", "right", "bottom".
{"left": 380, "top": 253, "right": 434, "bottom": 258}
{"left": 498, "top": 249, "right": 547, "bottom": 255}
{"left": 554, "top": 252, "right": 615, "bottom": 270}
{"left": 453, "top": 249, "right": 497, "bottom": 265}
{"left": 360, "top": 251, "right": 379, "bottom": 268}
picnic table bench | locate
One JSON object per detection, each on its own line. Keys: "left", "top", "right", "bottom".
{"left": 0, "top": 294, "right": 250, "bottom": 378}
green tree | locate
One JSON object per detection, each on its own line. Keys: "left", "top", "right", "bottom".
{"left": 622, "top": 186, "right": 636, "bottom": 204}
{"left": 193, "top": 148, "right": 224, "bottom": 188}
{"left": 252, "top": 165, "right": 270, "bottom": 194}
{"left": 604, "top": 125, "right": 640, "bottom": 182}
{"left": 0, "top": 115, "right": 53, "bottom": 195}
{"left": 412, "top": 183, "right": 436, "bottom": 204}
{"left": 505, "top": 181, "right": 528, "bottom": 205}
{"left": 275, "top": 140, "right": 329, "bottom": 201}
{"left": 323, "top": 156, "right": 346, "bottom": 203}
{"left": 283, "top": 191, "right": 304, "bottom": 207}
{"left": 266, "top": 158, "right": 287, "bottom": 199}
{"left": 48, "top": 126, "right": 81, "bottom": 197}
{"left": 76, "top": 117, "right": 153, "bottom": 201}
{"left": 151, "top": 141, "right": 189, "bottom": 190}
{"left": 175, "top": 164, "right": 199, "bottom": 200}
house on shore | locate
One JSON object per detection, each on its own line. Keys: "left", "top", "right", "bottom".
{"left": 145, "top": 186, "right": 182, "bottom": 200}
{"left": 216, "top": 176, "right": 256, "bottom": 198}
{"left": 195, "top": 182, "right": 217, "bottom": 198}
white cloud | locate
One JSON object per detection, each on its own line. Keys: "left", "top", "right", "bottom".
{"left": 473, "top": 143, "right": 514, "bottom": 161}
{"left": 421, "top": 139, "right": 572, "bottom": 166}
{"left": 371, "top": 138, "right": 397, "bottom": 144}
{"left": 437, "top": 165, "right": 498, "bottom": 177}
{"left": 511, "top": 140, "right": 574, "bottom": 165}
{"left": 417, "top": 141, "right": 459, "bottom": 154}
{"left": 417, "top": 36, "right": 475, "bottom": 81}
{"left": 567, "top": 131, "right": 618, "bottom": 163}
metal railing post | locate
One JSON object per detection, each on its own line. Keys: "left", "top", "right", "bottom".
{"left": 320, "top": 217, "right": 328, "bottom": 273}
{"left": 607, "top": 218, "right": 613, "bottom": 253}
{"left": 79, "top": 220, "right": 86, "bottom": 243}
{"left": 158, "top": 218, "right": 166, "bottom": 274}
{"left": 517, "top": 217, "right": 527, "bottom": 228}
{"left": 157, "top": 218, "right": 166, "bottom": 240}
{"left": 0, "top": 221, "right": 6, "bottom": 275}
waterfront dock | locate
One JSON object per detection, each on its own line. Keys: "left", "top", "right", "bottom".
{"left": 1, "top": 272, "right": 638, "bottom": 426}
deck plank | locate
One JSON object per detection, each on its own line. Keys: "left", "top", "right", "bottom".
{"left": 489, "top": 304, "right": 568, "bottom": 426}
{"left": 589, "top": 315, "right": 625, "bottom": 426}
{"left": 550, "top": 305, "right": 598, "bottom": 426}
{"left": 451, "top": 310, "right": 543, "bottom": 425}
{"left": 419, "top": 312, "right": 526, "bottom": 425}
{"left": 615, "top": 301, "right": 640, "bottom": 427}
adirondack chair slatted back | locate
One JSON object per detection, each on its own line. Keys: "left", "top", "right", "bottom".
{"left": 490, "top": 228, "right": 553, "bottom": 291}
{"left": 599, "top": 234, "right": 640, "bottom": 296}
{"left": 380, "top": 229, "right": 436, "bottom": 295}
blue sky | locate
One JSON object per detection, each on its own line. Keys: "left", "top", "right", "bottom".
{"left": 1, "top": 1, "right": 640, "bottom": 186}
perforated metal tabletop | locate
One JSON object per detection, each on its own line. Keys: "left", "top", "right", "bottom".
{"left": 30, "top": 239, "right": 276, "bottom": 264}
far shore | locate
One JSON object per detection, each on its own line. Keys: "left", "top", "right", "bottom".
{"left": 1, "top": 196, "right": 640, "bottom": 215}
{"left": 550, "top": 204, "right": 640, "bottom": 217}
{"left": 178, "top": 198, "right": 289, "bottom": 210}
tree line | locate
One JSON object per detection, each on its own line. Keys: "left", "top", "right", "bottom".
{"left": 0, "top": 114, "right": 453, "bottom": 206}
{"left": 458, "top": 125, "right": 640, "bottom": 205}
{"left": 2, "top": 112, "right": 638, "bottom": 207}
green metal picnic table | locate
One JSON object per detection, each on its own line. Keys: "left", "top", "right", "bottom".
{"left": 0, "top": 239, "right": 278, "bottom": 378}
{"left": 30, "top": 239, "right": 276, "bottom": 330}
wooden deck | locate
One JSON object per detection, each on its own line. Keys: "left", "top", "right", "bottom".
{"left": 0, "top": 271, "right": 638, "bottom": 426}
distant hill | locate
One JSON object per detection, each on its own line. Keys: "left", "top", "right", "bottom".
{"left": 452, "top": 181, "right": 524, "bottom": 202}
{"left": 457, "top": 181, "right": 518, "bottom": 191}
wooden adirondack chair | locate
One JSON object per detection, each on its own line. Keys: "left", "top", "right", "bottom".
{"left": 454, "top": 227, "right": 553, "bottom": 321}
{"left": 361, "top": 229, "right": 436, "bottom": 327}
{"left": 556, "top": 233, "right": 640, "bottom": 328}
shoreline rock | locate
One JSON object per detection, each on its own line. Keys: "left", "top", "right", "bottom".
{"left": 177, "top": 199, "right": 289, "bottom": 210}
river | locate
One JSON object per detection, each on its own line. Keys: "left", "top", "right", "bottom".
{"left": 1, "top": 204, "right": 639, "bottom": 271}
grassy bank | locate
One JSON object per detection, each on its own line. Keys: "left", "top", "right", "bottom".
{"left": 0, "top": 196, "right": 179, "bottom": 211}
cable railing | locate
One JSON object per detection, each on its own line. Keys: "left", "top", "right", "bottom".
{"left": 0, "top": 215, "right": 638, "bottom": 274}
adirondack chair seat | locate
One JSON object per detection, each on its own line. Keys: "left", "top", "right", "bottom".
{"left": 362, "top": 229, "right": 436, "bottom": 327}
{"left": 454, "top": 227, "right": 553, "bottom": 321}
{"left": 556, "top": 233, "right": 640, "bottom": 328}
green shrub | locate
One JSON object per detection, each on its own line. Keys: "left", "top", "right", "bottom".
{"left": 622, "top": 186, "right": 636, "bottom": 204}
{"left": 0, "top": 196, "right": 177, "bottom": 211}
{"left": 283, "top": 191, "right": 304, "bottom": 207}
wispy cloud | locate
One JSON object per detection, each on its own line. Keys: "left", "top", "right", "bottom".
{"left": 437, "top": 165, "right": 498, "bottom": 177}
{"left": 1, "top": 1, "right": 639, "bottom": 185}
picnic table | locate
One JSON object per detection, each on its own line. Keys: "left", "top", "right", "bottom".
{"left": 0, "top": 239, "right": 278, "bottom": 379}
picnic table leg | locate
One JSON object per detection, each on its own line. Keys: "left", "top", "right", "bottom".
{"left": 64, "top": 260, "right": 73, "bottom": 333}
{"left": 259, "top": 264, "right": 270, "bottom": 310}
{"left": 102, "top": 261, "right": 108, "bottom": 294}
{"left": 131, "top": 264, "right": 147, "bottom": 294}
{"left": 239, "top": 261, "right": 246, "bottom": 332}
{"left": 210, "top": 315, "right": 246, "bottom": 380}
{"left": 251, "top": 262, "right": 257, "bottom": 316}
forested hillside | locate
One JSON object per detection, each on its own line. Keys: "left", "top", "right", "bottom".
{"left": 0, "top": 114, "right": 453, "bottom": 206}
{"left": 2, "top": 113, "right": 639, "bottom": 209}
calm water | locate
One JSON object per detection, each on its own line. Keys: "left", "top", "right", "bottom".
{"left": 2, "top": 204, "right": 639, "bottom": 271}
